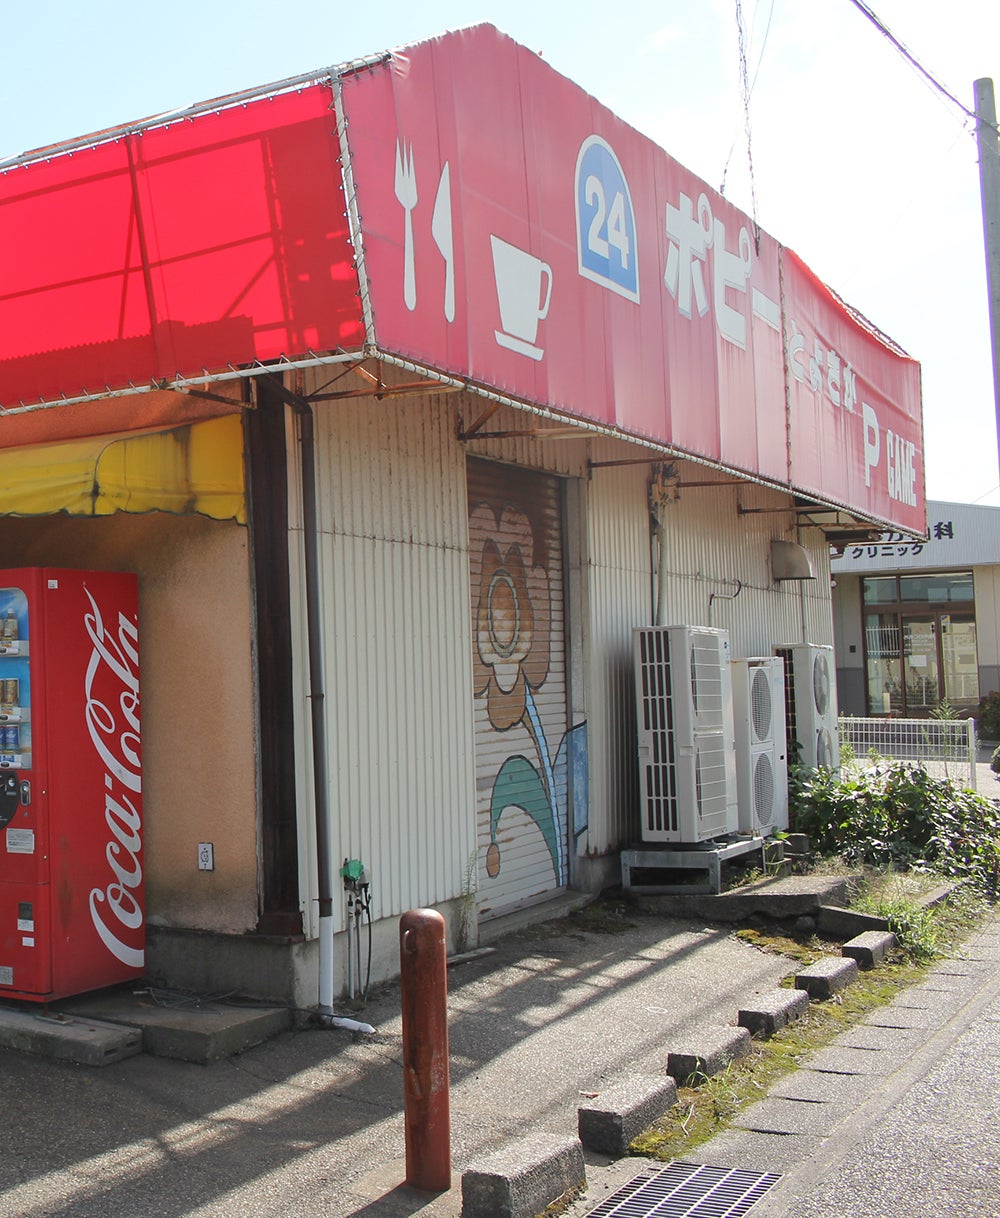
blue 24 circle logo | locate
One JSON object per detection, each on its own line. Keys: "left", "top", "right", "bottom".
{"left": 575, "top": 136, "right": 639, "bottom": 303}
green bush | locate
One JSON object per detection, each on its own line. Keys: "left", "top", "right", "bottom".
{"left": 977, "top": 690, "right": 1000, "bottom": 741}
{"left": 791, "top": 759, "right": 1000, "bottom": 899}
{"left": 991, "top": 744, "right": 1000, "bottom": 776}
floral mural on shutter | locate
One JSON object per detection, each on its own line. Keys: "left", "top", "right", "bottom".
{"left": 468, "top": 460, "right": 588, "bottom": 916}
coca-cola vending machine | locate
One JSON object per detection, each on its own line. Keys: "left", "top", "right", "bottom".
{"left": 0, "top": 568, "right": 143, "bottom": 1002}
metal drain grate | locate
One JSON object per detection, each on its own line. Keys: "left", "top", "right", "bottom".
{"left": 585, "top": 1161, "right": 783, "bottom": 1218}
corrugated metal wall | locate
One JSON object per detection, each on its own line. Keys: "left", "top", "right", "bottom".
{"left": 285, "top": 379, "right": 838, "bottom": 933}
{"left": 579, "top": 457, "right": 652, "bottom": 853}
{"left": 650, "top": 477, "right": 834, "bottom": 656}
{"left": 290, "top": 381, "right": 476, "bottom": 935}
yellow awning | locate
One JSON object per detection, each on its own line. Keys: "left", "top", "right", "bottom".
{"left": 0, "top": 414, "right": 245, "bottom": 522}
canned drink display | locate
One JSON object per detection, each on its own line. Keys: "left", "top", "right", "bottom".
{"left": 2, "top": 725, "right": 19, "bottom": 751}
{"left": 1, "top": 679, "right": 18, "bottom": 709}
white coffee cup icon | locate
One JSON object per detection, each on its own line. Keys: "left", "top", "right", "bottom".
{"left": 491, "top": 235, "right": 552, "bottom": 361}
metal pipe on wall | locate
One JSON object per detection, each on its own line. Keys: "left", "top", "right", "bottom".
{"left": 277, "top": 379, "right": 373, "bottom": 1033}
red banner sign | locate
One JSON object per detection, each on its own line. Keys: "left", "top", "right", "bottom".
{"left": 782, "top": 250, "right": 924, "bottom": 533}
{"left": 342, "top": 24, "right": 923, "bottom": 530}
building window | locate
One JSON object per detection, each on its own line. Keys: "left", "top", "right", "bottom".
{"left": 861, "top": 572, "right": 978, "bottom": 716}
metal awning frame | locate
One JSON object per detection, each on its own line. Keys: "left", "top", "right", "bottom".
{"left": 0, "top": 338, "right": 912, "bottom": 543}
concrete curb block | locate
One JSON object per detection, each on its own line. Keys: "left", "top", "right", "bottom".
{"left": 783, "top": 834, "right": 810, "bottom": 854}
{"left": 738, "top": 988, "right": 810, "bottom": 1038}
{"left": 795, "top": 955, "right": 859, "bottom": 999}
{"left": 578, "top": 1074, "right": 678, "bottom": 1156}
{"left": 461, "top": 1132, "right": 585, "bottom": 1218}
{"left": 667, "top": 1025, "right": 752, "bottom": 1081}
{"left": 842, "top": 930, "right": 897, "bottom": 969}
{"left": 817, "top": 905, "right": 890, "bottom": 937}
{"left": 915, "top": 882, "right": 958, "bottom": 909}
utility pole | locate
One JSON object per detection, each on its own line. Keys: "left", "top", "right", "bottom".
{"left": 975, "top": 78, "right": 1000, "bottom": 482}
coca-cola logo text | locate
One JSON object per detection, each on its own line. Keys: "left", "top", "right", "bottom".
{"left": 84, "top": 586, "right": 144, "bottom": 970}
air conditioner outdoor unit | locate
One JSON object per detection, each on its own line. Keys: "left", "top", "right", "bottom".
{"left": 775, "top": 643, "right": 840, "bottom": 771}
{"left": 634, "top": 625, "right": 738, "bottom": 843}
{"left": 732, "top": 656, "right": 789, "bottom": 836}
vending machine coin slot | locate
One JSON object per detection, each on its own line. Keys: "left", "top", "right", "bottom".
{"left": 0, "top": 773, "right": 19, "bottom": 828}
{"left": 19, "top": 780, "right": 30, "bottom": 807}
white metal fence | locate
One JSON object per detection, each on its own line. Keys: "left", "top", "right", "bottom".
{"left": 838, "top": 716, "right": 978, "bottom": 788}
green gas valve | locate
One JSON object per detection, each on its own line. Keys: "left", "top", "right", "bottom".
{"left": 340, "top": 858, "right": 367, "bottom": 887}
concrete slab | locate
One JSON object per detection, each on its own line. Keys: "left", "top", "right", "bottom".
{"left": 687, "top": 1127, "right": 824, "bottom": 1173}
{"left": 0, "top": 1005, "right": 142, "bottom": 1066}
{"left": 805, "top": 1044, "right": 900, "bottom": 1075}
{"left": 731, "top": 1095, "right": 849, "bottom": 1136}
{"left": 634, "top": 874, "right": 851, "bottom": 924}
{"left": 769, "top": 1068, "right": 875, "bottom": 1107}
{"left": 862, "top": 1007, "right": 938, "bottom": 1030}
{"left": 835, "top": 1023, "right": 926, "bottom": 1052}
{"left": 59, "top": 989, "right": 293, "bottom": 1063}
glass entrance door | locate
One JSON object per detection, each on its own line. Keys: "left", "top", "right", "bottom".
{"left": 901, "top": 617, "right": 938, "bottom": 716}
{"left": 864, "top": 611, "right": 902, "bottom": 715}
{"left": 940, "top": 614, "right": 979, "bottom": 709}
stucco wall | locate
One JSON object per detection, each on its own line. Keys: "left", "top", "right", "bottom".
{"left": 0, "top": 512, "right": 258, "bottom": 934}
{"left": 974, "top": 567, "right": 1000, "bottom": 682}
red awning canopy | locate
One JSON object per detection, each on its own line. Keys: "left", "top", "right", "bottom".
{"left": 0, "top": 83, "right": 366, "bottom": 429}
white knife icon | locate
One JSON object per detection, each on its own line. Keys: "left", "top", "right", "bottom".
{"left": 431, "top": 162, "right": 455, "bottom": 322}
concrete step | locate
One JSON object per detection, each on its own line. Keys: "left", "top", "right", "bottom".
{"left": 795, "top": 955, "right": 860, "bottom": 1000}
{"left": 630, "top": 873, "right": 851, "bottom": 923}
{"left": 59, "top": 987, "right": 293, "bottom": 1063}
{"left": 666, "top": 1025, "right": 752, "bottom": 1083}
{"left": 842, "top": 930, "right": 897, "bottom": 969}
{"left": 0, "top": 1005, "right": 143, "bottom": 1067}
{"left": 738, "top": 988, "right": 810, "bottom": 1038}
{"left": 817, "top": 905, "right": 890, "bottom": 937}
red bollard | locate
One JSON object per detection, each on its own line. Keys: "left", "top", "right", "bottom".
{"left": 400, "top": 908, "right": 451, "bottom": 1192}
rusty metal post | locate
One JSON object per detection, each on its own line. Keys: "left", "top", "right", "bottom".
{"left": 400, "top": 908, "right": 451, "bottom": 1192}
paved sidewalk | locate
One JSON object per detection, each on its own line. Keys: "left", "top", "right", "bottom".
{"left": 0, "top": 904, "right": 794, "bottom": 1218}
{"left": 2, "top": 904, "right": 997, "bottom": 1218}
{"left": 563, "top": 915, "right": 1000, "bottom": 1218}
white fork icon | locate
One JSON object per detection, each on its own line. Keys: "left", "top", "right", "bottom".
{"left": 394, "top": 140, "right": 418, "bottom": 310}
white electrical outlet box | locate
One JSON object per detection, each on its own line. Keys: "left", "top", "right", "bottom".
{"left": 197, "top": 842, "right": 215, "bottom": 871}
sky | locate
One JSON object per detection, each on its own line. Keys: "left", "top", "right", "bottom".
{"left": 3, "top": 0, "right": 998, "bottom": 507}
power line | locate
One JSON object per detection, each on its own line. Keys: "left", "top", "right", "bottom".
{"left": 720, "top": 0, "right": 776, "bottom": 201}
{"left": 846, "top": 0, "right": 998, "bottom": 135}
{"left": 734, "top": 0, "right": 762, "bottom": 249}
